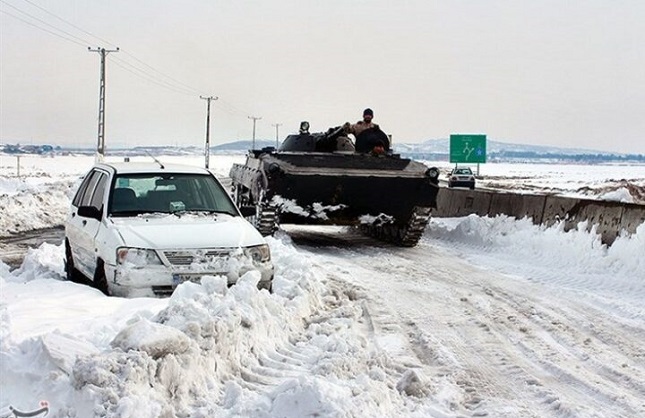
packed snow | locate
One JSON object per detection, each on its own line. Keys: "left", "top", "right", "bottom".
{"left": 1, "top": 154, "right": 644, "bottom": 417}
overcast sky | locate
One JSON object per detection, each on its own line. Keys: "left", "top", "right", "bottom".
{"left": 1, "top": 0, "right": 644, "bottom": 154}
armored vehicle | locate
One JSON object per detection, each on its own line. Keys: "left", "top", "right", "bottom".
{"left": 229, "top": 122, "right": 440, "bottom": 247}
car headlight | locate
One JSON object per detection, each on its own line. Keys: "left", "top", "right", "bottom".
{"left": 117, "top": 247, "right": 163, "bottom": 266}
{"left": 243, "top": 244, "right": 271, "bottom": 263}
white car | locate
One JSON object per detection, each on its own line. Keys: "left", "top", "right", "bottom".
{"left": 65, "top": 161, "right": 274, "bottom": 297}
{"left": 448, "top": 167, "right": 476, "bottom": 189}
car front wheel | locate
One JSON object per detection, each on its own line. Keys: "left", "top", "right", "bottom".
{"left": 65, "top": 241, "right": 90, "bottom": 284}
{"left": 93, "top": 260, "right": 110, "bottom": 296}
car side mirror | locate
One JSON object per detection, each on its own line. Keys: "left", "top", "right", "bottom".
{"left": 77, "top": 205, "right": 103, "bottom": 220}
{"left": 239, "top": 206, "right": 256, "bottom": 217}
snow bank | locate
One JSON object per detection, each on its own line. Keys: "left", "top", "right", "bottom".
{"left": 0, "top": 178, "right": 78, "bottom": 237}
{"left": 427, "top": 215, "right": 645, "bottom": 315}
{"left": 429, "top": 215, "right": 644, "bottom": 277}
{"left": 1, "top": 235, "right": 437, "bottom": 417}
{"left": 598, "top": 187, "right": 634, "bottom": 203}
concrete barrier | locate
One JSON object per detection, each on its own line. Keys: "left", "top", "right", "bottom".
{"left": 509, "top": 194, "right": 547, "bottom": 223}
{"left": 447, "top": 188, "right": 492, "bottom": 217}
{"left": 541, "top": 195, "right": 582, "bottom": 227}
{"left": 619, "top": 204, "right": 645, "bottom": 235}
{"left": 488, "top": 193, "right": 515, "bottom": 218}
{"left": 567, "top": 200, "right": 625, "bottom": 244}
{"left": 433, "top": 188, "right": 452, "bottom": 217}
{"left": 434, "top": 187, "right": 644, "bottom": 245}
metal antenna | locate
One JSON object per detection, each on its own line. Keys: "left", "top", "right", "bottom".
{"left": 88, "top": 46, "right": 119, "bottom": 161}
{"left": 145, "top": 150, "right": 165, "bottom": 169}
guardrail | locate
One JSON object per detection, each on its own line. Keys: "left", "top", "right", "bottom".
{"left": 433, "top": 188, "right": 645, "bottom": 245}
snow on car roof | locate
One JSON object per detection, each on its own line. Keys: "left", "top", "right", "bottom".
{"left": 97, "top": 162, "right": 211, "bottom": 175}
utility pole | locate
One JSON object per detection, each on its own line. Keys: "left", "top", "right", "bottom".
{"left": 88, "top": 47, "right": 119, "bottom": 160}
{"left": 200, "top": 95, "right": 218, "bottom": 169}
{"left": 272, "top": 123, "right": 282, "bottom": 149}
{"left": 248, "top": 116, "right": 262, "bottom": 150}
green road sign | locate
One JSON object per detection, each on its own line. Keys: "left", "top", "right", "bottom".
{"left": 450, "top": 134, "right": 487, "bottom": 163}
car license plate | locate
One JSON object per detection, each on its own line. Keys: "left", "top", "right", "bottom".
{"left": 172, "top": 274, "right": 203, "bottom": 286}
{"left": 172, "top": 272, "right": 228, "bottom": 286}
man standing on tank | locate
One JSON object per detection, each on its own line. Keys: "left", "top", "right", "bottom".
{"left": 344, "top": 108, "right": 379, "bottom": 137}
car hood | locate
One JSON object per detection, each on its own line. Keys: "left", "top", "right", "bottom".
{"left": 109, "top": 213, "right": 266, "bottom": 249}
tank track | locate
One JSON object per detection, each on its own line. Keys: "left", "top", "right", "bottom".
{"left": 360, "top": 206, "right": 432, "bottom": 247}
{"left": 232, "top": 184, "right": 278, "bottom": 236}
{"left": 255, "top": 203, "right": 278, "bottom": 236}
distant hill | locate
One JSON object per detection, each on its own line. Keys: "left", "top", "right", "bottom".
{"left": 2, "top": 138, "right": 643, "bottom": 163}
{"left": 211, "top": 138, "right": 645, "bottom": 163}
{"left": 392, "top": 139, "right": 645, "bottom": 163}
{"left": 210, "top": 140, "right": 275, "bottom": 154}
{"left": 393, "top": 138, "right": 608, "bottom": 156}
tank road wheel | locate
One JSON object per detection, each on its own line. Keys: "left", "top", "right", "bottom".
{"left": 233, "top": 184, "right": 278, "bottom": 236}
{"left": 395, "top": 206, "right": 432, "bottom": 247}
{"left": 361, "top": 207, "right": 432, "bottom": 247}
{"left": 233, "top": 184, "right": 249, "bottom": 207}
{"left": 254, "top": 202, "right": 278, "bottom": 236}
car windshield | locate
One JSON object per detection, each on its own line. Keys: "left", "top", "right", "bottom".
{"left": 454, "top": 168, "right": 473, "bottom": 175}
{"left": 109, "top": 173, "right": 238, "bottom": 217}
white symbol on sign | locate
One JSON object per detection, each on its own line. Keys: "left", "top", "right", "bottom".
{"left": 463, "top": 142, "right": 474, "bottom": 160}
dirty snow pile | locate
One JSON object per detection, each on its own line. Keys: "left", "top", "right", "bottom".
{"left": 0, "top": 176, "right": 78, "bottom": 237}
{"left": 442, "top": 161, "right": 645, "bottom": 203}
{"left": 1, "top": 234, "right": 442, "bottom": 417}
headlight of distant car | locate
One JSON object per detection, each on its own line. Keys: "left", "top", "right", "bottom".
{"left": 117, "top": 247, "right": 163, "bottom": 266}
{"left": 243, "top": 244, "right": 271, "bottom": 263}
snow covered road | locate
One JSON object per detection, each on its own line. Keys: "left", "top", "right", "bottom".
{"left": 290, "top": 224, "right": 645, "bottom": 417}
{"left": 2, "top": 217, "right": 644, "bottom": 417}
{"left": 2, "top": 155, "right": 644, "bottom": 417}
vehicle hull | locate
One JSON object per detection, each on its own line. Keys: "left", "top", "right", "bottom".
{"left": 230, "top": 150, "right": 441, "bottom": 246}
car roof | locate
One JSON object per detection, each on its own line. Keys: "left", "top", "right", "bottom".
{"left": 95, "top": 162, "right": 212, "bottom": 175}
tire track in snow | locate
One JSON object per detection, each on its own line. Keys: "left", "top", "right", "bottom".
{"left": 291, "top": 227, "right": 645, "bottom": 417}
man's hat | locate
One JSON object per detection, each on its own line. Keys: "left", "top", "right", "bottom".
{"left": 363, "top": 108, "right": 373, "bottom": 117}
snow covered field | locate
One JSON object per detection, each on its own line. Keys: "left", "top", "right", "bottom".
{"left": 1, "top": 154, "right": 644, "bottom": 417}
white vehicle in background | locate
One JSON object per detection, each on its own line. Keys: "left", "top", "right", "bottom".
{"left": 448, "top": 167, "right": 476, "bottom": 190}
{"left": 64, "top": 161, "right": 274, "bottom": 297}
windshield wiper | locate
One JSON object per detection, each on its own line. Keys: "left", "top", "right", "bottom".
{"left": 172, "top": 209, "right": 237, "bottom": 216}
{"left": 109, "top": 210, "right": 157, "bottom": 217}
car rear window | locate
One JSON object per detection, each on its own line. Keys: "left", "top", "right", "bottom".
{"left": 109, "top": 173, "right": 238, "bottom": 216}
{"left": 454, "top": 169, "right": 473, "bottom": 175}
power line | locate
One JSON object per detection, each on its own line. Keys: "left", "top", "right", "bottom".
{"left": 0, "top": 8, "right": 87, "bottom": 47}
{"left": 0, "top": 0, "right": 92, "bottom": 46}
{"left": 2, "top": 0, "right": 277, "bottom": 134}
{"left": 110, "top": 56, "right": 197, "bottom": 96}
{"left": 17, "top": 0, "right": 116, "bottom": 47}
{"left": 2, "top": 0, "right": 200, "bottom": 97}
{"left": 119, "top": 49, "right": 202, "bottom": 95}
